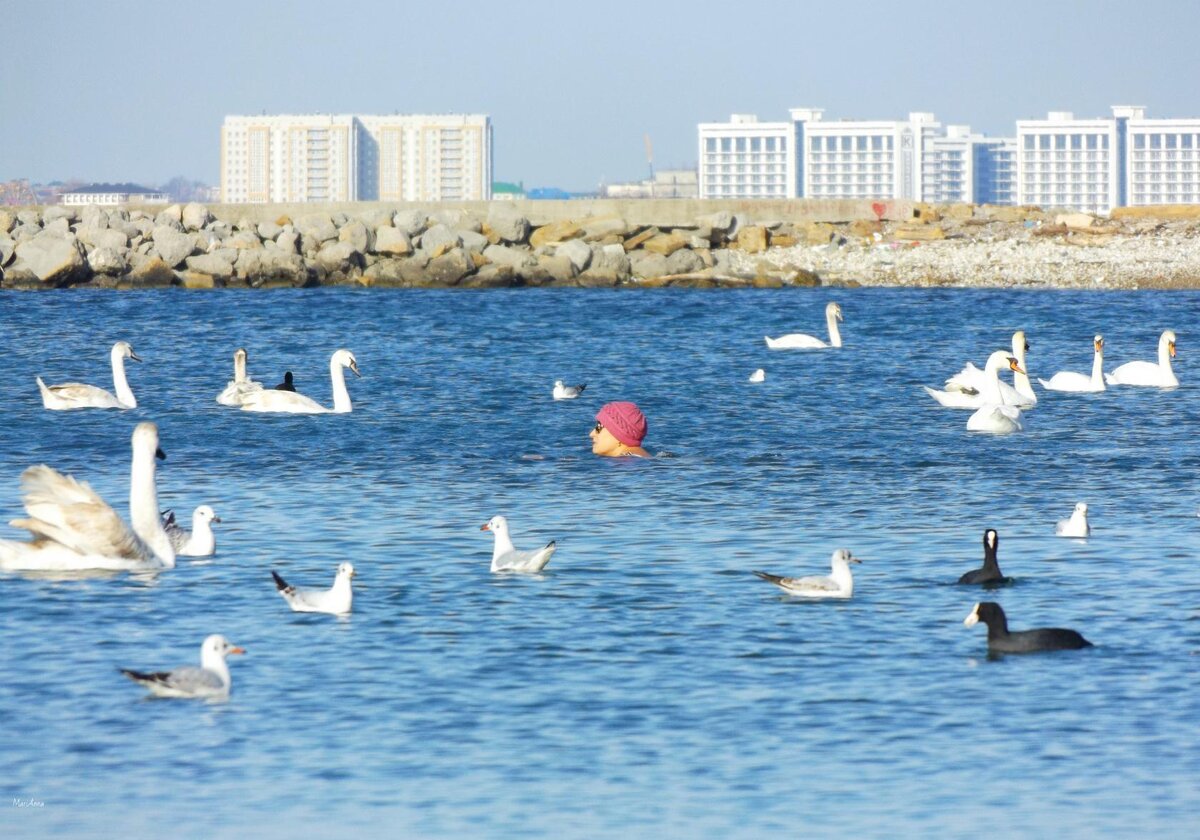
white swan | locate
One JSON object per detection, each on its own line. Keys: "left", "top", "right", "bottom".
{"left": 1039, "top": 335, "right": 1105, "bottom": 393}
{"left": 240, "top": 349, "right": 361, "bottom": 414}
{"left": 964, "top": 351, "right": 1026, "bottom": 433}
{"left": 943, "top": 330, "right": 1037, "bottom": 407}
{"left": 926, "top": 351, "right": 1022, "bottom": 409}
{"left": 1105, "top": 330, "right": 1178, "bottom": 387}
{"left": 120, "top": 634, "right": 244, "bottom": 700}
{"left": 765, "top": 301, "right": 843, "bottom": 349}
{"left": 163, "top": 505, "right": 220, "bottom": 557}
{"left": 753, "top": 548, "right": 861, "bottom": 599}
{"left": 216, "top": 348, "right": 264, "bottom": 406}
{"left": 0, "top": 422, "right": 176, "bottom": 572}
{"left": 481, "top": 515, "right": 556, "bottom": 573}
{"left": 1055, "top": 502, "right": 1091, "bottom": 537}
{"left": 271, "top": 563, "right": 355, "bottom": 615}
{"left": 36, "top": 341, "right": 140, "bottom": 410}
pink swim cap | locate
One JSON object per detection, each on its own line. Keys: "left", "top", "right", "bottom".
{"left": 596, "top": 401, "right": 647, "bottom": 447}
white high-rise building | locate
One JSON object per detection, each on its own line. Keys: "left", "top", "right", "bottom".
{"left": 794, "top": 110, "right": 942, "bottom": 201}
{"left": 1016, "top": 111, "right": 1120, "bottom": 214}
{"left": 1125, "top": 110, "right": 1200, "bottom": 206}
{"left": 221, "top": 113, "right": 492, "bottom": 203}
{"left": 697, "top": 115, "right": 796, "bottom": 199}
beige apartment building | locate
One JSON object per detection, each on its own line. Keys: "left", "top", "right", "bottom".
{"left": 220, "top": 113, "right": 492, "bottom": 203}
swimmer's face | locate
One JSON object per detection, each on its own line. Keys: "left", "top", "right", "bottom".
{"left": 590, "top": 421, "right": 621, "bottom": 456}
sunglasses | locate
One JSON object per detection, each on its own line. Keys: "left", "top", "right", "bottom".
{"left": 593, "top": 422, "right": 604, "bottom": 433}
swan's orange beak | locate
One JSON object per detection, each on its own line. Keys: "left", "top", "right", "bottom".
{"left": 1169, "top": 341, "right": 1176, "bottom": 357}
{"left": 1095, "top": 338, "right": 1103, "bottom": 351}
{"left": 1008, "top": 359, "right": 1026, "bottom": 375}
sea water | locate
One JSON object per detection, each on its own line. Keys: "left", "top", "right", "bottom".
{"left": 0, "top": 287, "right": 1197, "bottom": 838}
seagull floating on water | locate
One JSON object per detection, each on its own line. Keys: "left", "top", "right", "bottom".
{"left": 1055, "top": 502, "right": 1090, "bottom": 537}
{"left": 162, "top": 505, "right": 221, "bottom": 558}
{"left": 753, "top": 548, "right": 860, "bottom": 599}
{"left": 481, "top": 515, "right": 556, "bottom": 572}
{"left": 120, "top": 634, "right": 245, "bottom": 699}
{"left": 748, "top": 368, "right": 766, "bottom": 383}
{"left": 552, "top": 380, "right": 586, "bottom": 400}
{"left": 272, "top": 563, "right": 356, "bottom": 615}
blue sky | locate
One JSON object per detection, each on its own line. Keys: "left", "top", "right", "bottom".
{"left": 2, "top": 0, "right": 1197, "bottom": 191}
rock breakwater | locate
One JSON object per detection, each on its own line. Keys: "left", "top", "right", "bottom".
{"left": 2, "top": 201, "right": 1200, "bottom": 290}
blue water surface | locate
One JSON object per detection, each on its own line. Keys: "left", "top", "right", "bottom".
{"left": 0, "top": 287, "right": 1198, "bottom": 838}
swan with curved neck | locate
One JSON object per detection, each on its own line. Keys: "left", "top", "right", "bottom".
{"left": 1040, "top": 335, "right": 1105, "bottom": 393}
{"left": 1105, "top": 330, "right": 1178, "bottom": 387}
{"left": 944, "top": 331, "right": 1036, "bottom": 407}
{"left": 927, "top": 350, "right": 1024, "bottom": 408}
{"left": 765, "top": 302, "right": 843, "bottom": 349}
{"left": 240, "top": 349, "right": 361, "bottom": 414}
{"left": 0, "top": 421, "right": 175, "bottom": 571}
{"left": 966, "top": 351, "right": 1025, "bottom": 433}
{"left": 37, "top": 341, "right": 140, "bottom": 410}
{"left": 216, "top": 348, "right": 264, "bottom": 406}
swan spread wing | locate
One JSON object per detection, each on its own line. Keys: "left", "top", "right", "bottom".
{"left": 217, "top": 379, "right": 264, "bottom": 406}
{"left": 2, "top": 466, "right": 150, "bottom": 567}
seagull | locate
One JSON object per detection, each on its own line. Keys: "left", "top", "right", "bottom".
{"left": 273, "top": 371, "right": 296, "bottom": 392}
{"left": 120, "top": 634, "right": 245, "bottom": 700}
{"left": 271, "top": 563, "right": 356, "bottom": 615}
{"left": 553, "top": 380, "right": 586, "bottom": 400}
{"left": 162, "top": 505, "right": 221, "bottom": 557}
{"left": 753, "top": 549, "right": 861, "bottom": 598}
{"left": 748, "top": 368, "right": 766, "bottom": 383}
{"left": 481, "top": 515, "right": 556, "bottom": 572}
{"left": 1055, "top": 502, "right": 1090, "bottom": 537}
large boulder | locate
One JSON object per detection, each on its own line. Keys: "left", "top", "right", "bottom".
{"left": 482, "top": 243, "right": 537, "bottom": 269}
{"left": 79, "top": 205, "right": 108, "bottom": 230}
{"left": 339, "top": 219, "right": 373, "bottom": 253}
{"left": 592, "top": 243, "right": 631, "bottom": 279}
{"left": 150, "top": 225, "right": 196, "bottom": 267}
{"left": 276, "top": 231, "right": 300, "bottom": 254}
{"left": 0, "top": 209, "right": 14, "bottom": 233}
{"left": 0, "top": 233, "right": 15, "bottom": 266}
{"left": 12, "top": 233, "right": 88, "bottom": 285}
{"left": 556, "top": 238, "right": 592, "bottom": 272}
{"left": 485, "top": 204, "right": 530, "bottom": 243}
{"left": 666, "top": 248, "right": 706, "bottom": 275}
{"left": 735, "top": 226, "right": 769, "bottom": 253}
{"left": 225, "top": 230, "right": 264, "bottom": 250}
{"left": 392, "top": 209, "right": 426, "bottom": 236}
{"left": 696, "top": 211, "right": 734, "bottom": 234}
{"left": 43, "top": 206, "right": 75, "bottom": 224}
{"left": 185, "top": 252, "right": 235, "bottom": 280}
{"left": 242, "top": 249, "right": 308, "bottom": 287}
{"left": 157, "top": 204, "right": 184, "bottom": 226}
{"left": 88, "top": 246, "right": 130, "bottom": 276}
{"left": 462, "top": 263, "right": 516, "bottom": 288}
{"left": 315, "top": 241, "right": 362, "bottom": 273}
{"left": 125, "top": 254, "right": 177, "bottom": 288}
{"left": 536, "top": 253, "right": 578, "bottom": 283}
{"left": 423, "top": 248, "right": 474, "bottom": 286}
{"left": 361, "top": 258, "right": 411, "bottom": 287}
{"left": 459, "top": 229, "right": 489, "bottom": 255}
{"left": 641, "top": 232, "right": 688, "bottom": 256}
{"left": 419, "top": 223, "right": 461, "bottom": 257}
{"left": 181, "top": 202, "right": 211, "bottom": 231}
{"left": 629, "top": 250, "right": 670, "bottom": 279}
{"left": 295, "top": 212, "right": 339, "bottom": 243}
{"left": 257, "top": 221, "right": 283, "bottom": 240}
{"left": 530, "top": 220, "right": 582, "bottom": 248}
{"left": 429, "top": 208, "right": 481, "bottom": 232}
{"left": 42, "top": 217, "right": 71, "bottom": 236}
{"left": 582, "top": 216, "right": 629, "bottom": 240}
{"left": 373, "top": 226, "right": 412, "bottom": 256}
{"left": 78, "top": 227, "right": 129, "bottom": 250}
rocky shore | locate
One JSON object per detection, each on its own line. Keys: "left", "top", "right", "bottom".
{"left": 3, "top": 201, "right": 1200, "bottom": 291}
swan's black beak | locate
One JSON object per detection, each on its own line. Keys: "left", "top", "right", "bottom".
{"left": 130, "top": 351, "right": 143, "bottom": 363}
{"left": 155, "top": 447, "right": 166, "bottom": 460}
{"left": 350, "top": 361, "right": 362, "bottom": 378}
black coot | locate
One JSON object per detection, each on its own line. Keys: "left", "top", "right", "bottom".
{"left": 964, "top": 601, "right": 1092, "bottom": 653}
{"left": 958, "top": 529, "right": 1011, "bottom": 585}
{"left": 273, "top": 371, "right": 296, "bottom": 392}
